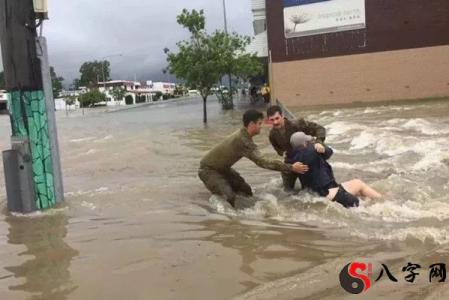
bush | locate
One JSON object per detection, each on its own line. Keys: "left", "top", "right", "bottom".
{"left": 78, "top": 90, "right": 106, "bottom": 107}
{"left": 136, "top": 95, "right": 146, "bottom": 103}
{"left": 125, "top": 95, "right": 134, "bottom": 105}
{"left": 154, "top": 92, "right": 163, "bottom": 101}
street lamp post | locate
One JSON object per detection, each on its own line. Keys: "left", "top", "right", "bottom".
{"left": 222, "top": 0, "right": 228, "bottom": 34}
{"left": 222, "top": 0, "right": 233, "bottom": 108}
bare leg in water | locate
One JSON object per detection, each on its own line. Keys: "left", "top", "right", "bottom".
{"left": 327, "top": 179, "right": 382, "bottom": 200}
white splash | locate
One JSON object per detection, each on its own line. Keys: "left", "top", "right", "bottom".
{"left": 70, "top": 137, "right": 95, "bottom": 143}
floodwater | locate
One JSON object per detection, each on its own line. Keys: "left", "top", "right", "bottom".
{"left": 0, "top": 96, "right": 449, "bottom": 299}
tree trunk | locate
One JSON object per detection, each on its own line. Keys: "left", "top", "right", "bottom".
{"left": 228, "top": 74, "right": 233, "bottom": 110}
{"left": 202, "top": 96, "right": 208, "bottom": 123}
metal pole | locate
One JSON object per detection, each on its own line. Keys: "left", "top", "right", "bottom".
{"left": 222, "top": 0, "right": 233, "bottom": 108}
{"left": 0, "top": 0, "right": 57, "bottom": 211}
{"left": 102, "top": 61, "right": 106, "bottom": 90}
{"left": 36, "top": 36, "right": 64, "bottom": 203}
{"left": 222, "top": 0, "right": 228, "bottom": 34}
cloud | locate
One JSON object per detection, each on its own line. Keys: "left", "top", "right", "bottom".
{"left": 0, "top": 0, "right": 253, "bottom": 86}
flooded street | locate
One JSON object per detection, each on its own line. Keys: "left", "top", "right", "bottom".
{"left": 0, "top": 97, "right": 449, "bottom": 299}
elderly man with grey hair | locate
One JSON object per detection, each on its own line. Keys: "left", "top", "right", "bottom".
{"left": 286, "top": 132, "right": 382, "bottom": 208}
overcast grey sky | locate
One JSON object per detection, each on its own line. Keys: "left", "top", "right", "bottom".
{"left": 0, "top": 0, "right": 253, "bottom": 86}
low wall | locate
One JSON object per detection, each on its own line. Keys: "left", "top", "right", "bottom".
{"left": 271, "top": 45, "right": 449, "bottom": 107}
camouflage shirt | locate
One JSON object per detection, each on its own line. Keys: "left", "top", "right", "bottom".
{"left": 200, "top": 128, "right": 292, "bottom": 173}
{"left": 269, "top": 118, "right": 326, "bottom": 157}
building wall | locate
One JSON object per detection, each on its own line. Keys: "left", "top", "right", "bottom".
{"left": 266, "top": 0, "right": 449, "bottom": 106}
{"left": 267, "top": 0, "right": 449, "bottom": 62}
{"left": 251, "top": 0, "right": 266, "bottom": 12}
{"left": 272, "top": 45, "right": 449, "bottom": 106}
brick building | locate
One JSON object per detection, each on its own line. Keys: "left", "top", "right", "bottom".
{"left": 261, "top": 0, "right": 449, "bottom": 106}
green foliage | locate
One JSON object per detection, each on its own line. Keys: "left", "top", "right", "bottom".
{"left": 0, "top": 71, "right": 5, "bottom": 90}
{"left": 176, "top": 9, "right": 205, "bottom": 34}
{"left": 125, "top": 95, "right": 134, "bottom": 105}
{"left": 167, "top": 10, "right": 219, "bottom": 102}
{"left": 233, "top": 54, "right": 263, "bottom": 82}
{"left": 174, "top": 84, "right": 187, "bottom": 96}
{"left": 64, "top": 95, "right": 77, "bottom": 106}
{"left": 110, "top": 87, "right": 126, "bottom": 102}
{"left": 136, "top": 95, "right": 146, "bottom": 103}
{"left": 50, "top": 66, "right": 64, "bottom": 99}
{"left": 78, "top": 90, "right": 106, "bottom": 107}
{"left": 72, "top": 79, "right": 81, "bottom": 90}
{"left": 78, "top": 61, "right": 110, "bottom": 88}
{"left": 154, "top": 91, "right": 163, "bottom": 101}
{"left": 167, "top": 9, "right": 263, "bottom": 121}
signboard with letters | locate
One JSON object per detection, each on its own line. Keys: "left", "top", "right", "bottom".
{"left": 283, "top": 0, "right": 366, "bottom": 38}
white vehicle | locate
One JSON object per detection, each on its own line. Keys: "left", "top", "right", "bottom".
{"left": 188, "top": 89, "right": 200, "bottom": 96}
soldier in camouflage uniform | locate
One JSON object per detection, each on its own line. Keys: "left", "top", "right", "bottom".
{"left": 267, "top": 105, "right": 326, "bottom": 191}
{"left": 199, "top": 109, "right": 305, "bottom": 207}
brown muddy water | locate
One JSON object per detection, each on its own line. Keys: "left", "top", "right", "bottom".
{"left": 0, "top": 97, "right": 449, "bottom": 300}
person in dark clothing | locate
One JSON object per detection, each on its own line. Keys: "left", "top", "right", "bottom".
{"left": 267, "top": 105, "right": 327, "bottom": 191}
{"left": 198, "top": 110, "right": 307, "bottom": 208}
{"left": 286, "top": 132, "right": 382, "bottom": 208}
{"left": 250, "top": 86, "right": 258, "bottom": 104}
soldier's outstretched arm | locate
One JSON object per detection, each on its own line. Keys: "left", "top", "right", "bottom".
{"left": 243, "top": 143, "right": 292, "bottom": 172}
{"left": 297, "top": 119, "right": 326, "bottom": 143}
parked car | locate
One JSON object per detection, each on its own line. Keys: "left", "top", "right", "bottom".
{"left": 188, "top": 89, "right": 200, "bottom": 96}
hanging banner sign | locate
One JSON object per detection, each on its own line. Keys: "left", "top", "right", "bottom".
{"left": 283, "top": 0, "right": 366, "bottom": 38}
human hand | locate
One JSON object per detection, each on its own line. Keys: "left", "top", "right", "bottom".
{"left": 291, "top": 162, "right": 309, "bottom": 174}
{"left": 314, "top": 143, "right": 325, "bottom": 153}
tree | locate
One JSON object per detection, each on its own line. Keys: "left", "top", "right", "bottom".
{"left": 213, "top": 32, "right": 262, "bottom": 109}
{"left": 63, "top": 95, "right": 77, "bottom": 115}
{"left": 174, "top": 84, "right": 186, "bottom": 96}
{"left": 234, "top": 54, "right": 263, "bottom": 83}
{"left": 110, "top": 87, "right": 126, "bottom": 103}
{"left": 78, "top": 60, "right": 110, "bottom": 88}
{"left": 72, "top": 79, "right": 81, "bottom": 90}
{"left": 78, "top": 90, "right": 106, "bottom": 107}
{"left": 50, "top": 66, "right": 64, "bottom": 99}
{"left": 125, "top": 95, "right": 134, "bottom": 105}
{"left": 0, "top": 71, "right": 5, "bottom": 90}
{"left": 167, "top": 9, "right": 262, "bottom": 122}
{"left": 64, "top": 95, "right": 77, "bottom": 106}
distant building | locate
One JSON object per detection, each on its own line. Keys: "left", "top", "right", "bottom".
{"left": 98, "top": 80, "right": 154, "bottom": 105}
{"left": 246, "top": 0, "right": 269, "bottom": 85}
{"left": 247, "top": 0, "right": 268, "bottom": 58}
{"left": 262, "top": 0, "right": 449, "bottom": 106}
{"left": 147, "top": 81, "right": 176, "bottom": 96}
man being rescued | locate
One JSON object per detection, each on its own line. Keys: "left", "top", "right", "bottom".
{"left": 286, "top": 132, "right": 382, "bottom": 208}
{"left": 198, "top": 109, "right": 307, "bottom": 207}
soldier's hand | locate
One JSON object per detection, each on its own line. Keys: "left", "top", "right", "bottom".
{"left": 292, "top": 162, "right": 309, "bottom": 174}
{"left": 314, "top": 143, "right": 325, "bottom": 153}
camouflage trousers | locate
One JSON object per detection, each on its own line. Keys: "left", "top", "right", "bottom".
{"left": 198, "top": 166, "right": 253, "bottom": 206}
{"left": 281, "top": 171, "right": 302, "bottom": 191}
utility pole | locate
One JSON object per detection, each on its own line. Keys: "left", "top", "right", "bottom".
{"left": 222, "top": 0, "right": 228, "bottom": 34}
{"left": 222, "top": 0, "right": 233, "bottom": 108}
{"left": 102, "top": 62, "right": 106, "bottom": 91}
{"left": 0, "top": 0, "right": 62, "bottom": 212}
